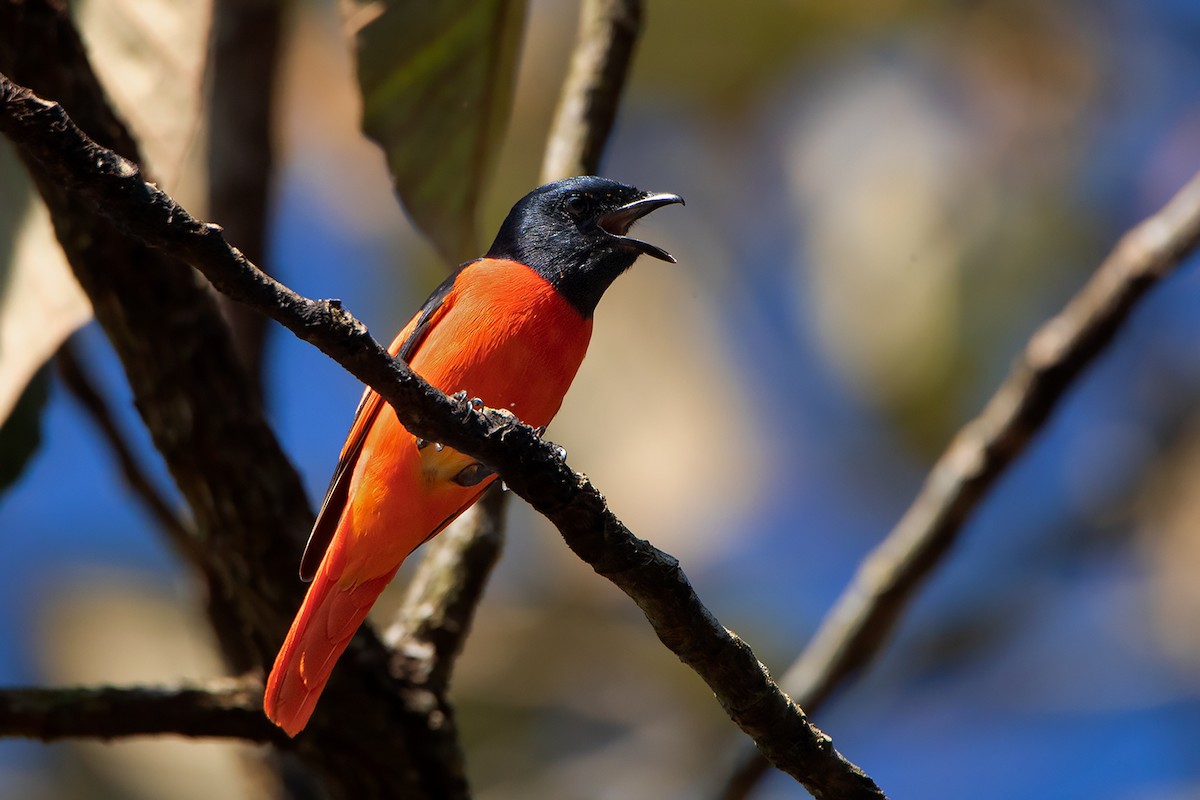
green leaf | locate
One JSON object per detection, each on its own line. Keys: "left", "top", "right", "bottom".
{"left": 351, "top": 0, "right": 527, "bottom": 264}
{"left": 0, "top": 142, "right": 90, "bottom": 491}
{"left": 0, "top": 366, "right": 48, "bottom": 494}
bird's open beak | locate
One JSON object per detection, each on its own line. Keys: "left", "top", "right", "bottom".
{"left": 597, "top": 192, "right": 684, "bottom": 262}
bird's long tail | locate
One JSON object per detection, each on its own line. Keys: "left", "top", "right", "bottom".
{"left": 263, "top": 556, "right": 397, "bottom": 737}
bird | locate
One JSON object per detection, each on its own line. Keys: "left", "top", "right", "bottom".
{"left": 263, "top": 176, "right": 683, "bottom": 736}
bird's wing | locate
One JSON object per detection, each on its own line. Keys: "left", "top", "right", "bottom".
{"left": 297, "top": 263, "right": 473, "bottom": 580}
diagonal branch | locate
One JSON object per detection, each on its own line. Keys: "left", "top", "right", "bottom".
{"left": 206, "top": 0, "right": 285, "bottom": 393}
{"left": 387, "top": 487, "right": 508, "bottom": 695}
{"left": 0, "top": 73, "right": 885, "bottom": 800}
{"left": 541, "top": 0, "right": 642, "bottom": 181}
{"left": 719, "top": 169, "right": 1200, "bottom": 799}
{"left": 0, "top": 679, "right": 279, "bottom": 742}
{"left": 55, "top": 338, "right": 195, "bottom": 555}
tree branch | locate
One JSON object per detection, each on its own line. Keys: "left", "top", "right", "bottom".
{"left": 0, "top": 74, "right": 884, "bottom": 800}
{"left": 0, "top": 0, "right": 303, "bottom": 675}
{"left": 720, "top": 169, "right": 1200, "bottom": 799}
{"left": 0, "top": 679, "right": 279, "bottom": 742}
{"left": 541, "top": 0, "right": 642, "bottom": 181}
{"left": 206, "top": 0, "right": 285, "bottom": 392}
{"left": 55, "top": 337, "right": 194, "bottom": 551}
{"left": 387, "top": 487, "right": 507, "bottom": 696}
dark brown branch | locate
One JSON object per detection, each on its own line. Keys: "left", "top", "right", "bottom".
{"left": 387, "top": 487, "right": 507, "bottom": 696}
{"left": 55, "top": 338, "right": 195, "bottom": 554}
{"left": 541, "top": 0, "right": 642, "bottom": 181}
{"left": 0, "top": 74, "right": 884, "bottom": 800}
{"left": 0, "top": 679, "right": 279, "bottom": 742}
{"left": 720, "top": 169, "right": 1200, "bottom": 799}
{"left": 206, "top": 0, "right": 284, "bottom": 391}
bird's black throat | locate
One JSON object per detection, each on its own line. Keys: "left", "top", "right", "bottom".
{"left": 484, "top": 176, "right": 682, "bottom": 318}
{"left": 488, "top": 233, "right": 640, "bottom": 318}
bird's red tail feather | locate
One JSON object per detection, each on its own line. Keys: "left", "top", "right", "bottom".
{"left": 263, "top": 559, "right": 397, "bottom": 737}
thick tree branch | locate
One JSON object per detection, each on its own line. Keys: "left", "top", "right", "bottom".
{"left": 0, "top": 74, "right": 884, "bottom": 800}
{"left": 541, "top": 0, "right": 642, "bottom": 181}
{"left": 0, "top": 4, "right": 456, "bottom": 796}
{"left": 206, "top": 0, "right": 284, "bottom": 392}
{"left": 0, "top": 679, "right": 278, "bottom": 742}
{"left": 720, "top": 170, "right": 1200, "bottom": 799}
{"left": 387, "top": 487, "right": 507, "bottom": 696}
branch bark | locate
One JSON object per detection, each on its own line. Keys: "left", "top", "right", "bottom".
{"left": 55, "top": 337, "right": 194, "bottom": 555}
{"left": 541, "top": 0, "right": 642, "bottom": 181}
{"left": 0, "top": 680, "right": 278, "bottom": 742}
{"left": 206, "top": 0, "right": 285, "bottom": 392}
{"left": 719, "top": 169, "right": 1200, "bottom": 799}
{"left": 0, "top": 73, "right": 885, "bottom": 800}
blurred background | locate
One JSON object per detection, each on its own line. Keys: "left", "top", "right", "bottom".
{"left": 2, "top": 0, "right": 1200, "bottom": 797}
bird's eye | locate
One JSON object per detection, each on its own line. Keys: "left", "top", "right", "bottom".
{"left": 564, "top": 194, "right": 589, "bottom": 218}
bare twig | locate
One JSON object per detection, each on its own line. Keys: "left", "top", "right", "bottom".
{"left": 387, "top": 487, "right": 507, "bottom": 695}
{"left": 0, "top": 679, "right": 279, "bottom": 742}
{"left": 541, "top": 0, "right": 642, "bottom": 181}
{"left": 55, "top": 338, "right": 194, "bottom": 552}
{"left": 720, "top": 171, "right": 1200, "bottom": 799}
{"left": 0, "top": 74, "right": 884, "bottom": 800}
{"left": 206, "top": 0, "right": 284, "bottom": 392}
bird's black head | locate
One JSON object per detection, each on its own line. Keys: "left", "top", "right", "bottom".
{"left": 485, "top": 176, "right": 684, "bottom": 317}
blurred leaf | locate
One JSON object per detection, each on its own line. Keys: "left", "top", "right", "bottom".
{"left": 0, "top": 142, "right": 91, "bottom": 443}
{"left": 350, "top": 0, "right": 527, "bottom": 264}
{"left": 75, "top": 0, "right": 211, "bottom": 199}
{"left": 638, "top": 0, "right": 929, "bottom": 112}
{"left": 0, "top": 367, "right": 49, "bottom": 494}
{"left": 787, "top": 68, "right": 969, "bottom": 451}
